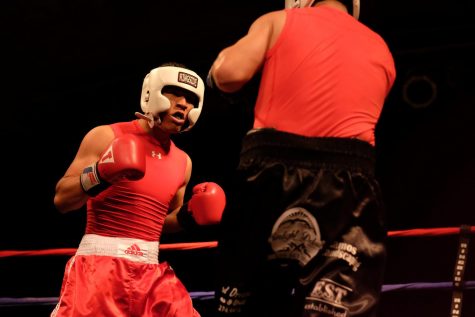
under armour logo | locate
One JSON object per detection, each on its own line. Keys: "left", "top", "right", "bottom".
{"left": 151, "top": 151, "right": 162, "bottom": 159}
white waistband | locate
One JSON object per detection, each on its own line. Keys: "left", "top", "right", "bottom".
{"left": 76, "top": 234, "right": 159, "bottom": 264}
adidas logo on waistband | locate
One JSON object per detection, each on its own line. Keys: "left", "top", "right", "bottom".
{"left": 124, "top": 243, "right": 144, "bottom": 256}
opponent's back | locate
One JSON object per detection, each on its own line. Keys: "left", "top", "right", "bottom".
{"left": 254, "top": 6, "right": 396, "bottom": 145}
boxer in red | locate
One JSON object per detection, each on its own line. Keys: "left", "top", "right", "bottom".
{"left": 52, "top": 62, "right": 226, "bottom": 317}
{"left": 207, "top": 1, "right": 395, "bottom": 316}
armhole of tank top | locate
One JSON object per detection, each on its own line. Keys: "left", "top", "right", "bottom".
{"left": 266, "top": 9, "right": 292, "bottom": 59}
{"left": 111, "top": 120, "right": 143, "bottom": 137}
{"left": 181, "top": 151, "right": 189, "bottom": 186}
{"left": 172, "top": 142, "right": 188, "bottom": 186}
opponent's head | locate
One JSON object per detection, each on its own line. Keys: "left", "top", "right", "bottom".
{"left": 138, "top": 63, "right": 205, "bottom": 131}
{"left": 285, "top": 0, "right": 360, "bottom": 20}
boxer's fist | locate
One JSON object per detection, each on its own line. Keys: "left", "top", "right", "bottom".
{"left": 96, "top": 134, "right": 146, "bottom": 182}
{"left": 188, "top": 182, "right": 226, "bottom": 225}
{"left": 177, "top": 182, "right": 226, "bottom": 229}
{"left": 80, "top": 134, "right": 146, "bottom": 196}
{"left": 206, "top": 68, "right": 244, "bottom": 105}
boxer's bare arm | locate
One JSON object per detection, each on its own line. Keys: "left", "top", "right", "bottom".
{"left": 209, "top": 11, "right": 286, "bottom": 93}
{"left": 163, "top": 154, "right": 192, "bottom": 233}
{"left": 54, "top": 125, "right": 114, "bottom": 213}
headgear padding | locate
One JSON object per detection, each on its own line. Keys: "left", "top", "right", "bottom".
{"left": 140, "top": 66, "right": 205, "bottom": 131}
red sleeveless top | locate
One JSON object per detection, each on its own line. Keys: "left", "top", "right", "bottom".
{"left": 85, "top": 120, "right": 188, "bottom": 241}
{"left": 254, "top": 6, "right": 396, "bottom": 145}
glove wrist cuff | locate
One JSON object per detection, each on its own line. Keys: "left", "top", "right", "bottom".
{"left": 80, "top": 162, "right": 110, "bottom": 197}
{"left": 206, "top": 69, "right": 217, "bottom": 90}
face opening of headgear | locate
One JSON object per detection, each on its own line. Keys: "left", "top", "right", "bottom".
{"left": 136, "top": 65, "right": 205, "bottom": 131}
{"left": 284, "top": 0, "right": 360, "bottom": 20}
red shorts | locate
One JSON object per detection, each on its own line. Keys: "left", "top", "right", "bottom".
{"left": 51, "top": 234, "right": 200, "bottom": 317}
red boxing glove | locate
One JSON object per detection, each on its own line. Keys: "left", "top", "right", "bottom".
{"left": 177, "top": 182, "right": 226, "bottom": 229}
{"left": 80, "top": 134, "right": 146, "bottom": 196}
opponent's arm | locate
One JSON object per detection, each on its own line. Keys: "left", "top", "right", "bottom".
{"left": 207, "top": 11, "right": 286, "bottom": 93}
{"left": 54, "top": 125, "right": 114, "bottom": 213}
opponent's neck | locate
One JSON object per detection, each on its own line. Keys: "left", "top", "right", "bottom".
{"left": 314, "top": 0, "right": 348, "bottom": 13}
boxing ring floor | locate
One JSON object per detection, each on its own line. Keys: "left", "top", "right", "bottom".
{"left": 1, "top": 226, "right": 474, "bottom": 317}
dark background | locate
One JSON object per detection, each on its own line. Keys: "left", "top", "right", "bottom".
{"left": 1, "top": 1, "right": 474, "bottom": 316}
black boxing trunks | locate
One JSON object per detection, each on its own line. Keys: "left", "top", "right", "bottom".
{"left": 215, "top": 128, "right": 387, "bottom": 317}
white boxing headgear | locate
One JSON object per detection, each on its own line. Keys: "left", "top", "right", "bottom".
{"left": 285, "top": 0, "right": 360, "bottom": 20}
{"left": 139, "top": 65, "right": 205, "bottom": 131}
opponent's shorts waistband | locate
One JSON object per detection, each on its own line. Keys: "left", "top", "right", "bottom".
{"left": 241, "top": 128, "right": 376, "bottom": 174}
{"left": 76, "top": 234, "right": 159, "bottom": 264}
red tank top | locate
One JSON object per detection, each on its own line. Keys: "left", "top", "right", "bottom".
{"left": 85, "top": 120, "right": 188, "bottom": 241}
{"left": 254, "top": 6, "right": 396, "bottom": 145}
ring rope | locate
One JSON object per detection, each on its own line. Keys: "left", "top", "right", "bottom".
{"left": 0, "top": 292, "right": 216, "bottom": 307}
{"left": 1, "top": 225, "right": 473, "bottom": 313}
{"left": 388, "top": 226, "right": 475, "bottom": 237}
{"left": 1, "top": 281, "right": 474, "bottom": 307}
{"left": 0, "top": 226, "right": 473, "bottom": 258}
{"left": 0, "top": 241, "right": 218, "bottom": 258}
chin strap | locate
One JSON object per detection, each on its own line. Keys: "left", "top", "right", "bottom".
{"left": 135, "top": 112, "right": 161, "bottom": 128}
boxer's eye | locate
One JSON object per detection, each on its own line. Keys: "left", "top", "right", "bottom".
{"left": 162, "top": 86, "right": 199, "bottom": 107}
